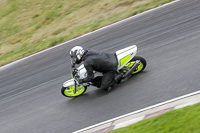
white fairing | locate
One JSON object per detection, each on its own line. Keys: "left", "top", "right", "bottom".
{"left": 115, "top": 45, "right": 137, "bottom": 70}
{"left": 62, "top": 65, "right": 88, "bottom": 87}
{"left": 77, "top": 64, "right": 103, "bottom": 79}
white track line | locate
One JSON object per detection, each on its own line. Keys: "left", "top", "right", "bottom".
{"left": 74, "top": 90, "right": 200, "bottom": 133}
{"left": 0, "top": 0, "right": 181, "bottom": 71}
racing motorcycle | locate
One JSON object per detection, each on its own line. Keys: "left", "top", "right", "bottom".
{"left": 61, "top": 45, "right": 146, "bottom": 98}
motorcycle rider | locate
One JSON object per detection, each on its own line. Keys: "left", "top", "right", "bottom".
{"left": 70, "top": 46, "right": 122, "bottom": 91}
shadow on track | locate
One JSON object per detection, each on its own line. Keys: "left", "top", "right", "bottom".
{"left": 65, "top": 71, "right": 148, "bottom": 105}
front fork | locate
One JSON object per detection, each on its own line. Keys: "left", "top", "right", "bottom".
{"left": 71, "top": 69, "right": 78, "bottom": 94}
{"left": 74, "top": 79, "right": 78, "bottom": 94}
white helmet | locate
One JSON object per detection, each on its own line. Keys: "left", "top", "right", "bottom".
{"left": 70, "top": 46, "right": 85, "bottom": 64}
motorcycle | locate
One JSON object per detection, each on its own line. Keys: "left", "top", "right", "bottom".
{"left": 61, "top": 45, "right": 146, "bottom": 98}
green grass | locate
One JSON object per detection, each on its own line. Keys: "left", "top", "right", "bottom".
{"left": 0, "top": 0, "right": 174, "bottom": 66}
{"left": 109, "top": 103, "right": 200, "bottom": 133}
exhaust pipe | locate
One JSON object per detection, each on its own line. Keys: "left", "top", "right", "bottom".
{"left": 124, "top": 60, "right": 141, "bottom": 78}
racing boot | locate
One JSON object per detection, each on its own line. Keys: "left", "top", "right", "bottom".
{"left": 106, "top": 80, "right": 116, "bottom": 92}
{"left": 106, "top": 87, "right": 112, "bottom": 92}
{"left": 115, "top": 73, "right": 123, "bottom": 84}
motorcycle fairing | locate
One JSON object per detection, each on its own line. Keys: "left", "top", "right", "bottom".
{"left": 115, "top": 45, "right": 137, "bottom": 70}
{"left": 77, "top": 64, "right": 103, "bottom": 79}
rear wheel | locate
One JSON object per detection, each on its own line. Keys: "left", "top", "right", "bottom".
{"left": 61, "top": 85, "right": 87, "bottom": 98}
{"left": 123, "top": 56, "right": 146, "bottom": 74}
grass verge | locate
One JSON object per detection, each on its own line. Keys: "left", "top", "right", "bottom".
{"left": 109, "top": 103, "right": 200, "bottom": 133}
{"left": 0, "top": 0, "right": 174, "bottom": 66}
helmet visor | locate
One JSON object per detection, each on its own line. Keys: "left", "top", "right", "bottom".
{"left": 70, "top": 50, "right": 77, "bottom": 63}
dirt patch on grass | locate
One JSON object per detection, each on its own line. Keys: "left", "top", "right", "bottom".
{"left": 116, "top": 0, "right": 136, "bottom": 7}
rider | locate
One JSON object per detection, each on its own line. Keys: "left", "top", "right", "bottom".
{"left": 70, "top": 46, "right": 121, "bottom": 91}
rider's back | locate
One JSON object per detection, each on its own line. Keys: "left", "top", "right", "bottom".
{"left": 84, "top": 49, "right": 117, "bottom": 72}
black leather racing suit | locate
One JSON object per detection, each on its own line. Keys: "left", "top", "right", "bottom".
{"left": 79, "top": 49, "right": 118, "bottom": 90}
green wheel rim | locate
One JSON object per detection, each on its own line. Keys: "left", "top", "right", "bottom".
{"left": 123, "top": 61, "right": 144, "bottom": 74}
{"left": 64, "top": 86, "right": 85, "bottom": 97}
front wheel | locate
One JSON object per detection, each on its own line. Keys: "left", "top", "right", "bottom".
{"left": 123, "top": 56, "right": 147, "bottom": 74}
{"left": 61, "top": 85, "right": 87, "bottom": 98}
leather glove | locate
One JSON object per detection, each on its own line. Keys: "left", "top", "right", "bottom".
{"left": 78, "top": 79, "right": 84, "bottom": 84}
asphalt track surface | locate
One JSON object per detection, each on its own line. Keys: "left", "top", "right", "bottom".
{"left": 1, "top": 0, "right": 200, "bottom": 132}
